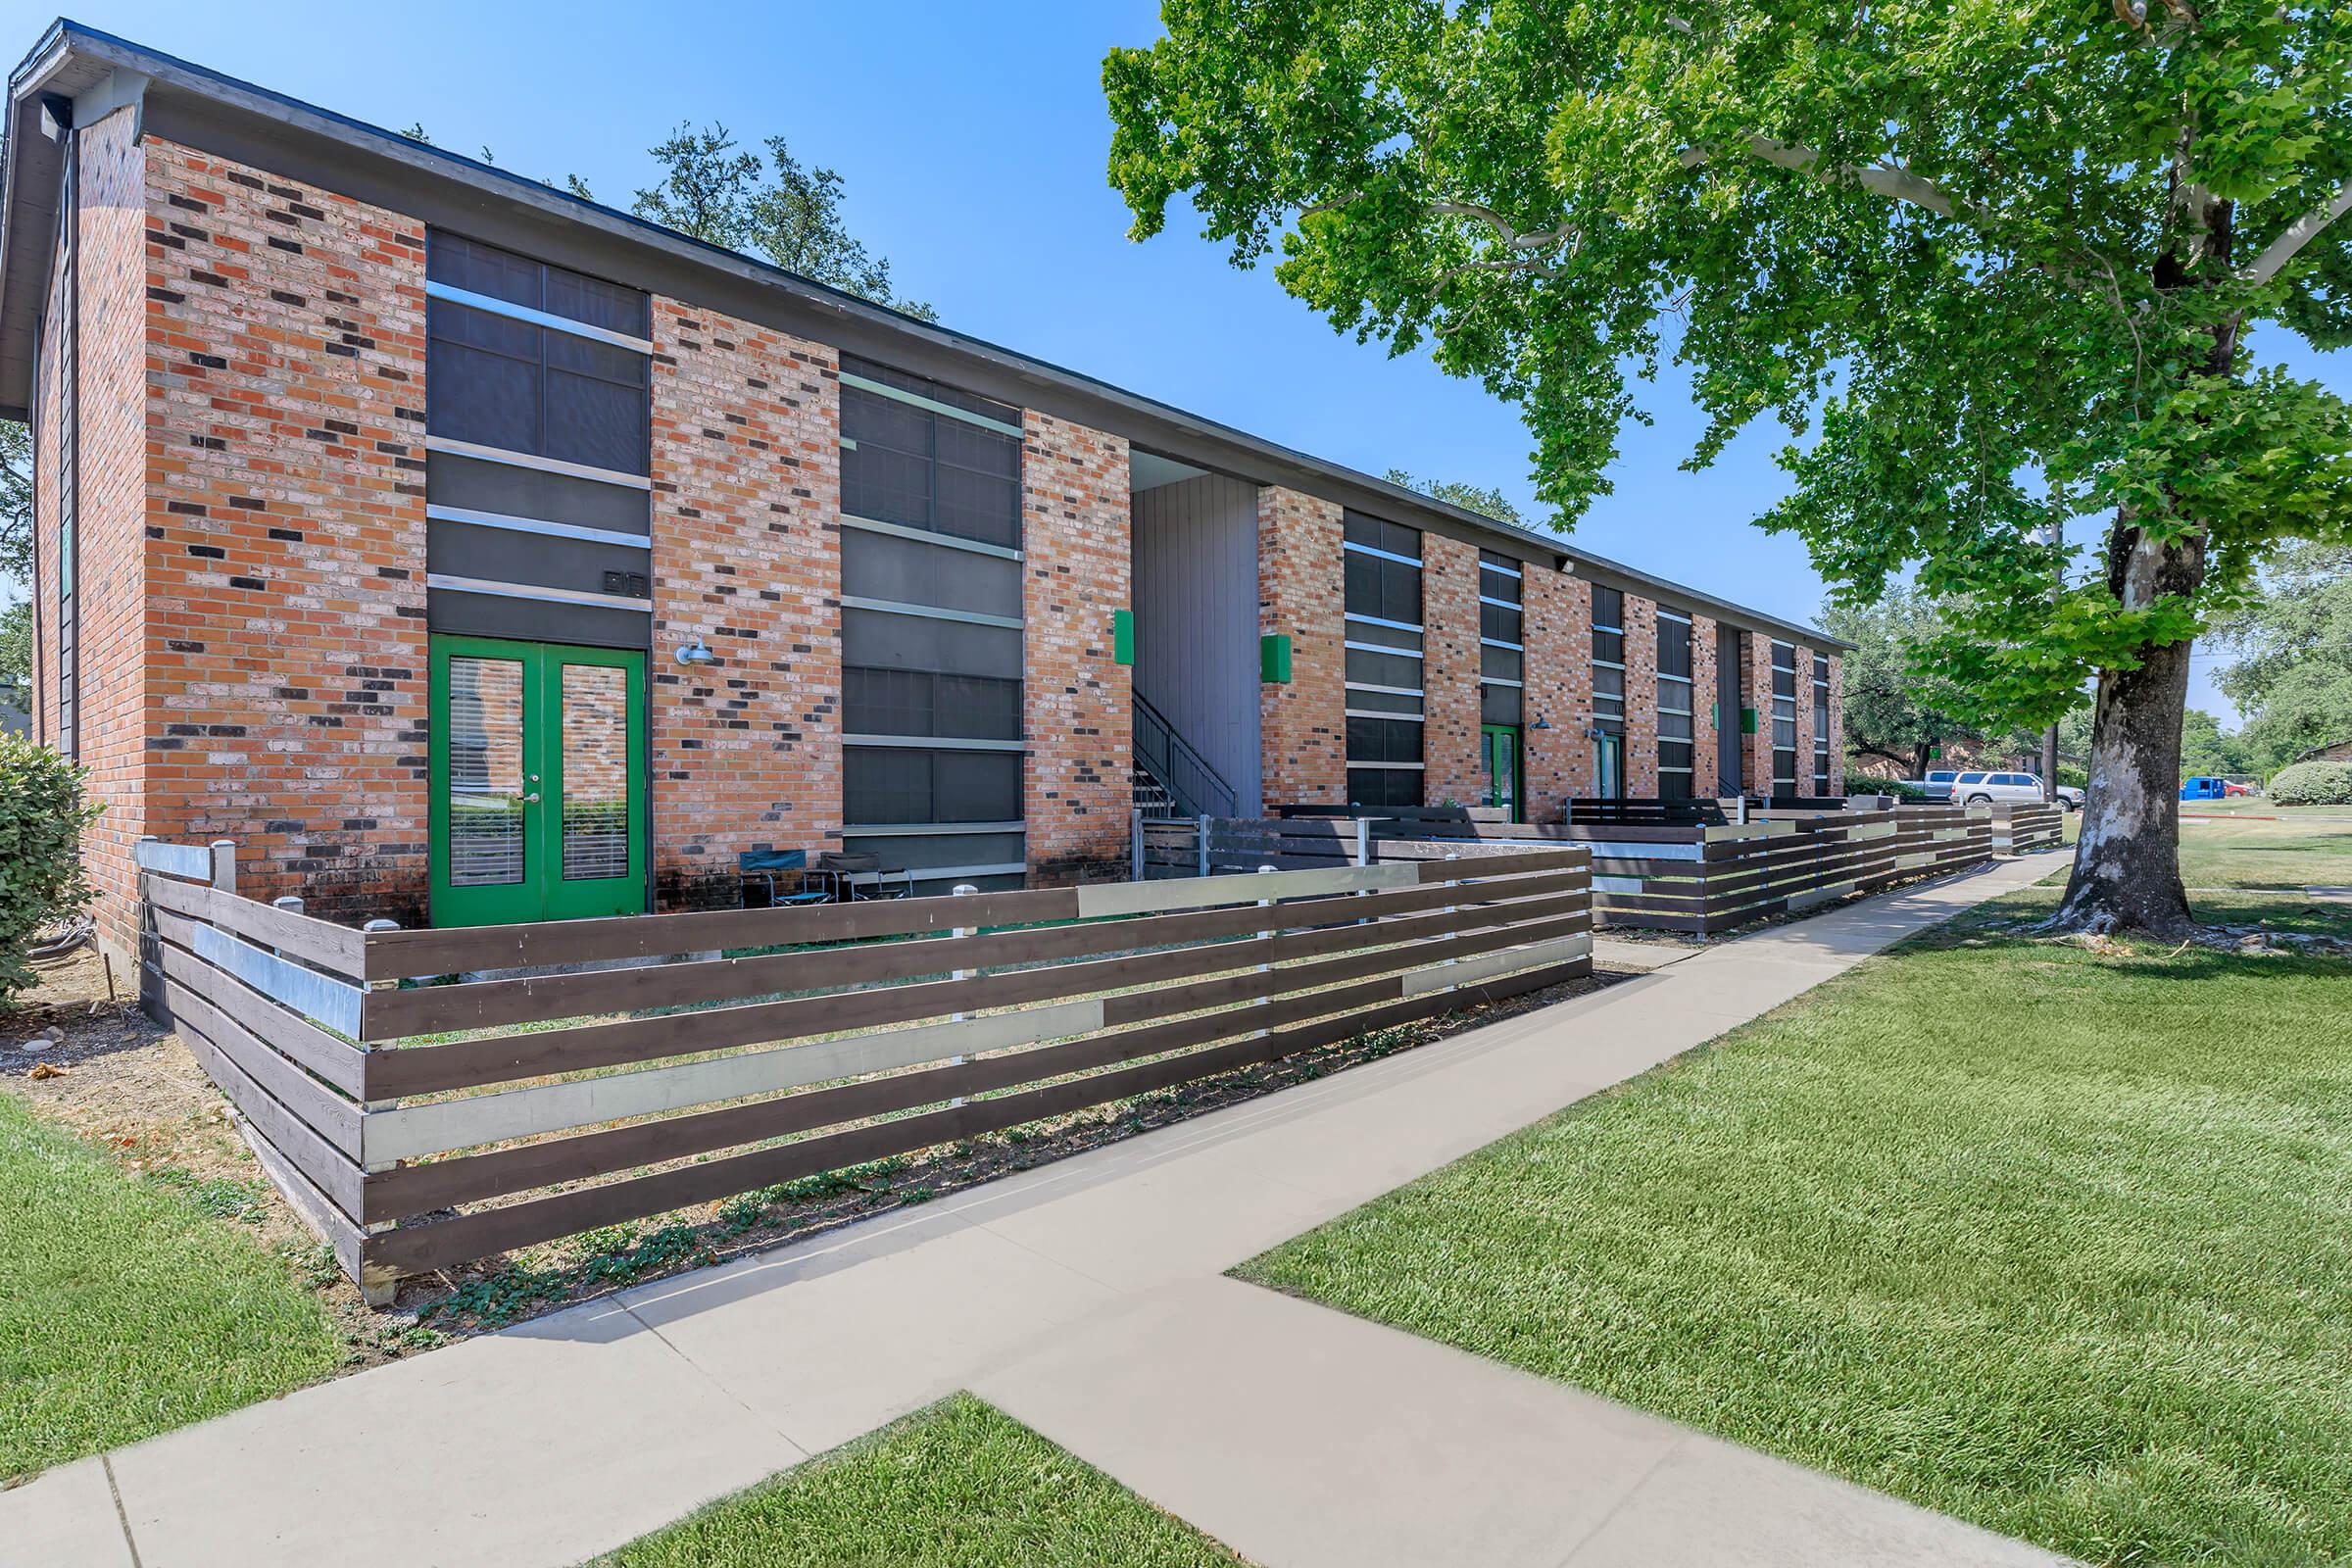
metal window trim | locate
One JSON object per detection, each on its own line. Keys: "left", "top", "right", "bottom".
{"left": 424, "top": 571, "right": 654, "bottom": 610}
{"left": 425, "top": 434, "right": 654, "bottom": 490}
{"left": 425, "top": 504, "right": 650, "bottom": 549}
{"left": 1478, "top": 559, "right": 1523, "bottom": 579}
{"left": 1345, "top": 639, "right": 1424, "bottom": 660}
{"left": 1346, "top": 708, "right": 1426, "bottom": 723}
{"left": 841, "top": 512, "right": 1024, "bottom": 562}
{"left": 425, "top": 279, "right": 656, "bottom": 354}
{"left": 1343, "top": 611, "right": 1426, "bottom": 634}
{"left": 1345, "top": 681, "right": 1426, "bottom": 699}
{"left": 840, "top": 595, "right": 1023, "bottom": 631}
{"left": 840, "top": 369, "right": 1025, "bottom": 439}
{"left": 1479, "top": 676, "right": 1525, "bottom": 690}
{"left": 843, "top": 733, "right": 1030, "bottom": 753}
{"left": 1347, "top": 760, "right": 1426, "bottom": 771}
{"left": 838, "top": 820, "right": 1026, "bottom": 837}
{"left": 851, "top": 860, "right": 1030, "bottom": 884}
{"left": 1592, "top": 657, "right": 1626, "bottom": 671}
{"left": 1656, "top": 607, "right": 1693, "bottom": 624}
{"left": 1342, "top": 539, "right": 1423, "bottom": 568}
{"left": 1478, "top": 593, "right": 1524, "bottom": 611}
{"left": 1480, "top": 636, "right": 1525, "bottom": 652}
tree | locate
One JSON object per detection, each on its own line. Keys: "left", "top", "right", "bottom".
{"left": 2179, "top": 708, "right": 2250, "bottom": 777}
{"left": 634, "top": 124, "right": 937, "bottom": 321}
{"left": 0, "top": 599, "right": 28, "bottom": 687}
{"left": 2, "top": 420, "right": 29, "bottom": 584}
{"left": 2212, "top": 541, "right": 2352, "bottom": 766}
{"left": 1104, "top": 2, "right": 2352, "bottom": 934}
{"left": 1384, "top": 468, "right": 1523, "bottom": 524}
{"left": 1816, "top": 591, "right": 1982, "bottom": 777}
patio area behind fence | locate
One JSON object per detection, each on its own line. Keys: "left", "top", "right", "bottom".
{"left": 133, "top": 838, "right": 1595, "bottom": 1303}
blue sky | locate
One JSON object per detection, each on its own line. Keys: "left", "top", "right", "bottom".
{"left": 7, "top": 0, "right": 2312, "bottom": 719}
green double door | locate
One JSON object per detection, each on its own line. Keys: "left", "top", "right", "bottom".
{"left": 429, "top": 635, "right": 648, "bottom": 927}
{"left": 1481, "top": 723, "right": 1523, "bottom": 822}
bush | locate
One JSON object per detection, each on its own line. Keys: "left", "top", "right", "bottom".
{"left": 0, "top": 735, "right": 103, "bottom": 1002}
{"left": 2268, "top": 760, "right": 2352, "bottom": 805}
{"left": 1855, "top": 778, "right": 1930, "bottom": 801}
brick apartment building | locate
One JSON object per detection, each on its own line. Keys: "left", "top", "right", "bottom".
{"left": 1, "top": 23, "right": 1847, "bottom": 965}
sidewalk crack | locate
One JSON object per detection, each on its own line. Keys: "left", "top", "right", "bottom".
{"left": 101, "top": 1454, "right": 146, "bottom": 1568}
{"left": 619, "top": 1300, "right": 813, "bottom": 1460}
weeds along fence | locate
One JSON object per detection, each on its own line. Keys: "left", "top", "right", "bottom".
{"left": 1146, "top": 803, "right": 2024, "bottom": 935}
{"left": 135, "top": 838, "right": 1594, "bottom": 1304}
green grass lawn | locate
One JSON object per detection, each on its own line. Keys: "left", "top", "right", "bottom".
{"left": 2178, "top": 809, "right": 2352, "bottom": 890}
{"left": 0, "top": 1091, "right": 341, "bottom": 1481}
{"left": 1245, "top": 887, "right": 2352, "bottom": 1567}
{"left": 593, "top": 1394, "right": 1244, "bottom": 1567}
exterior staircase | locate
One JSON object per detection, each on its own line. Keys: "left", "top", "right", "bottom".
{"left": 1131, "top": 691, "right": 1240, "bottom": 821}
{"left": 1132, "top": 769, "right": 1181, "bottom": 820}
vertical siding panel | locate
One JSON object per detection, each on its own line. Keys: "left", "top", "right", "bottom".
{"left": 1131, "top": 473, "right": 1260, "bottom": 809}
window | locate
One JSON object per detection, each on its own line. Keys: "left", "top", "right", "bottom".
{"left": 845, "top": 748, "right": 1022, "bottom": 824}
{"left": 1592, "top": 586, "right": 1625, "bottom": 729}
{"left": 1771, "top": 641, "right": 1798, "bottom": 794}
{"left": 840, "top": 355, "right": 1023, "bottom": 550}
{"left": 1657, "top": 610, "right": 1694, "bottom": 799}
{"left": 426, "top": 233, "right": 650, "bottom": 476}
{"left": 1345, "top": 511, "right": 1423, "bottom": 808}
{"left": 1812, "top": 655, "right": 1831, "bottom": 795}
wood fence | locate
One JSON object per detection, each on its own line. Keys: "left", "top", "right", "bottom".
{"left": 1145, "top": 803, "right": 2030, "bottom": 935}
{"left": 137, "top": 838, "right": 1593, "bottom": 1304}
{"left": 1987, "top": 802, "right": 2065, "bottom": 857}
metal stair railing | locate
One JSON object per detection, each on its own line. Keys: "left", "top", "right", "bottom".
{"left": 1131, "top": 690, "right": 1240, "bottom": 820}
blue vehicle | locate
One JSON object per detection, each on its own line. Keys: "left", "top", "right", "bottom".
{"left": 2180, "top": 776, "right": 2229, "bottom": 801}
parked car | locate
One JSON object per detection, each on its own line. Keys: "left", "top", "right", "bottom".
{"left": 1919, "top": 769, "right": 1960, "bottom": 801}
{"left": 1952, "top": 770, "right": 2055, "bottom": 806}
{"left": 2225, "top": 778, "right": 2259, "bottom": 797}
{"left": 2181, "top": 775, "right": 2230, "bottom": 801}
{"left": 2054, "top": 784, "right": 2084, "bottom": 809}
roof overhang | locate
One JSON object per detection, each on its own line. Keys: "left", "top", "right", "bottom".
{"left": 0, "top": 19, "right": 1853, "bottom": 652}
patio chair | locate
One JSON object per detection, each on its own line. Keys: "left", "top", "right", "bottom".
{"left": 739, "top": 848, "right": 841, "bottom": 909}
{"left": 817, "top": 850, "right": 915, "bottom": 901}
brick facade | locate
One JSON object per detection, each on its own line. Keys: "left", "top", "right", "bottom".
{"left": 1021, "top": 411, "right": 1132, "bottom": 883}
{"left": 1256, "top": 485, "right": 1346, "bottom": 810}
{"left": 1826, "top": 655, "right": 1846, "bottom": 793}
{"left": 1793, "top": 642, "right": 1819, "bottom": 791}
{"left": 1522, "top": 565, "right": 1592, "bottom": 810}
{"left": 1747, "top": 633, "right": 1777, "bottom": 793}
{"left": 137, "top": 137, "right": 431, "bottom": 941}
{"left": 1623, "top": 591, "right": 1660, "bottom": 799}
{"left": 1691, "top": 613, "right": 1720, "bottom": 796}
{"left": 647, "top": 300, "right": 842, "bottom": 907}
{"left": 1420, "top": 533, "right": 1483, "bottom": 807}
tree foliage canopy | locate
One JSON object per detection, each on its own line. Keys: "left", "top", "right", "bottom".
{"left": 1104, "top": 0, "right": 2352, "bottom": 730}
{"left": 1383, "top": 467, "right": 1524, "bottom": 523}
{"left": 634, "top": 125, "right": 937, "bottom": 321}
{"left": 2212, "top": 540, "right": 2352, "bottom": 761}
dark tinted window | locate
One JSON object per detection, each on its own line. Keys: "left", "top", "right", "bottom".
{"left": 1658, "top": 615, "right": 1693, "bottom": 679}
{"left": 844, "top": 666, "right": 1022, "bottom": 741}
{"left": 1480, "top": 601, "right": 1523, "bottom": 644}
{"left": 1482, "top": 683, "right": 1522, "bottom": 726}
{"left": 1348, "top": 766, "right": 1425, "bottom": 810}
{"left": 428, "top": 297, "right": 649, "bottom": 472}
{"left": 429, "top": 230, "right": 649, "bottom": 336}
{"left": 1343, "top": 511, "right": 1421, "bottom": 560}
{"left": 1346, "top": 716, "right": 1424, "bottom": 765}
{"left": 840, "top": 357, "right": 1023, "bottom": 550}
{"left": 844, "top": 748, "right": 1021, "bottom": 824}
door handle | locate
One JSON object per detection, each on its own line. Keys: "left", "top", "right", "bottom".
{"left": 521, "top": 792, "right": 543, "bottom": 804}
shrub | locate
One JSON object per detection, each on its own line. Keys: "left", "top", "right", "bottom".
{"left": 0, "top": 735, "right": 103, "bottom": 1002}
{"left": 1855, "top": 778, "right": 1930, "bottom": 801}
{"left": 2268, "top": 760, "right": 2352, "bottom": 805}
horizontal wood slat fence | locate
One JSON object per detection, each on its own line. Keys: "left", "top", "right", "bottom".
{"left": 1150, "top": 798, "right": 2064, "bottom": 936}
{"left": 137, "top": 837, "right": 1594, "bottom": 1304}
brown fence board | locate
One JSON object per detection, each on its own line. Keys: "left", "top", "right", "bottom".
{"left": 173, "top": 995, "right": 367, "bottom": 1222}
{"left": 362, "top": 954, "right": 1592, "bottom": 1275}
{"left": 161, "top": 976, "right": 363, "bottom": 1158}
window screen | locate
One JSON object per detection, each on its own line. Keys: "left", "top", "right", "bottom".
{"left": 840, "top": 355, "right": 1023, "bottom": 549}
{"left": 845, "top": 747, "right": 1022, "bottom": 824}
{"left": 1812, "top": 654, "right": 1831, "bottom": 794}
{"left": 1772, "top": 641, "right": 1798, "bottom": 791}
{"left": 1658, "top": 612, "right": 1694, "bottom": 793}
{"left": 429, "top": 231, "right": 650, "bottom": 336}
{"left": 1592, "top": 586, "right": 1625, "bottom": 728}
{"left": 1348, "top": 767, "right": 1426, "bottom": 810}
{"left": 844, "top": 666, "right": 1022, "bottom": 741}
{"left": 1345, "top": 514, "right": 1424, "bottom": 783}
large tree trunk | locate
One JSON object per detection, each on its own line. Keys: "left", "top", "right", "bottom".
{"left": 2056, "top": 636, "right": 2194, "bottom": 934}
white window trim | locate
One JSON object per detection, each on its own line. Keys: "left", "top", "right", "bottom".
{"left": 425, "top": 279, "right": 655, "bottom": 354}
{"left": 841, "top": 512, "right": 1024, "bottom": 563}
{"left": 1343, "top": 539, "right": 1423, "bottom": 568}
{"left": 425, "top": 434, "right": 654, "bottom": 491}
{"left": 840, "top": 595, "right": 1022, "bottom": 631}
{"left": 839, "top": 821, "right": 1026, "bottom": 837}
{"left": 842, "top": 734, "right": 1028, "bottom": 753}
{"left": 425, "top": 504, "right": 648, "bottom": 550}
{"left": 1344, "top": 611, "right": 1426, "bottom": 634}
{"left": 1347, "top": 708, "right": 1425, "bottom": 722}
{"left": 424, "top": 572, "right": 651, "bottom": 611}
{"left": 1345, "top": 681, "right": 1426, "bottom": 699}
{"left": 840, "top": 369, "right": 1024, "bottom": 439}
{"left": 1346, "top": 639, "right": 1425, "bottom": 660}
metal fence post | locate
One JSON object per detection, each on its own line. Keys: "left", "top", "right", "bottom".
{"left": 1442, "top": 851, "right": 1460, "bottom": 979}
{"left": 1131, "top": 808, "right": 1145, "bottom": 882}
{"left": 1254, "top": 864, "right": 1277, "bottom": 1038}
{"left": 950, "top": 883, "right": 979, "bottom": 1106}
{"left": 1197, "top": 814, "right": 1211, "bottom": 879}
{"left": 357, "top": 917, "right": 405, "bottom": 1301}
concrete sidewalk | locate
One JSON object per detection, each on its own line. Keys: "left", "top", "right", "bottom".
{"left": 5, "top": 857, "right": 2064, "bottom": 1568}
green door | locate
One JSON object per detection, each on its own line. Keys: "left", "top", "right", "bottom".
{"left": 429, "top": 635, "right": 647, "bottom": 928}
{"left": 1481, "top": 724, "right": 1523, "bottom": 821}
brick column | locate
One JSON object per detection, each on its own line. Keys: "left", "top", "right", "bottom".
{"left": 1827, "top": 655, "right": 1847, "bottom": 793}
{"left": 1624, "top": 592, "right": 1659, "bottom": 798}
{"left": 140, "top": 137, "right": 430, "bottom": 933}
{"left": 1523, "top": 565, "right": 1591, "bottom": 813}
{"left": 1257, "top": 485, "right": 1346, "bottom": 810}
{"left": 1691, "top": 614, "right": 1720, "bottom": 796}
{"left": 649, "top": 303, "right": 842, "bottom": 908}
{"left": 1022, "top": 412, "right": 1132, "bottom": 884}
{"left": 1793, "top": 642, "right": 1818, "bottom": 788}
{"left": 1747, "top": 635, "right": 1776, "bottom": 793}
{"left": 1420, "top": 534, "right": 1483, "bottom": 807}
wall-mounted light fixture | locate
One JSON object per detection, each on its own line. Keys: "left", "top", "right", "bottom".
{"left": 1532, "top": 715, "right": 1552, "bottom": 731}
{"left": 674, "top": 636, "right": 716, "bottom": 666}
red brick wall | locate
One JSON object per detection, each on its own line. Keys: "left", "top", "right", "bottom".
{"left": 1420, "top": 534, "right": 1482, "bottom": 807}
{"left": 1827, "top": 655, "right": 1846, "bottom": 793}
{"left": 1793, "top": 641, "right": 1818, "bottom": 787}
{"left": 1623, "top": 591, "right": 1659, "bottom": 798}
{"left": 1257, "top": 485, "right": 1345, "bottom": 810}
{"left": 1691, "top": 613, "right": 1720, "bottom": 796}
{"left": 1522, "top": 564, "right": 1591, "bottom": 813}
{"left": 1747, "top": 634, "right": 1776, "bottom": 793}
{"left": 1022, "top": 411, "right": 1131, "bottom": 883}
{"left": 137, "top": 138, "right": 431, "bottom": 933}
{"left": 647, "top": 301, "right": 842, "bottom": 907}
